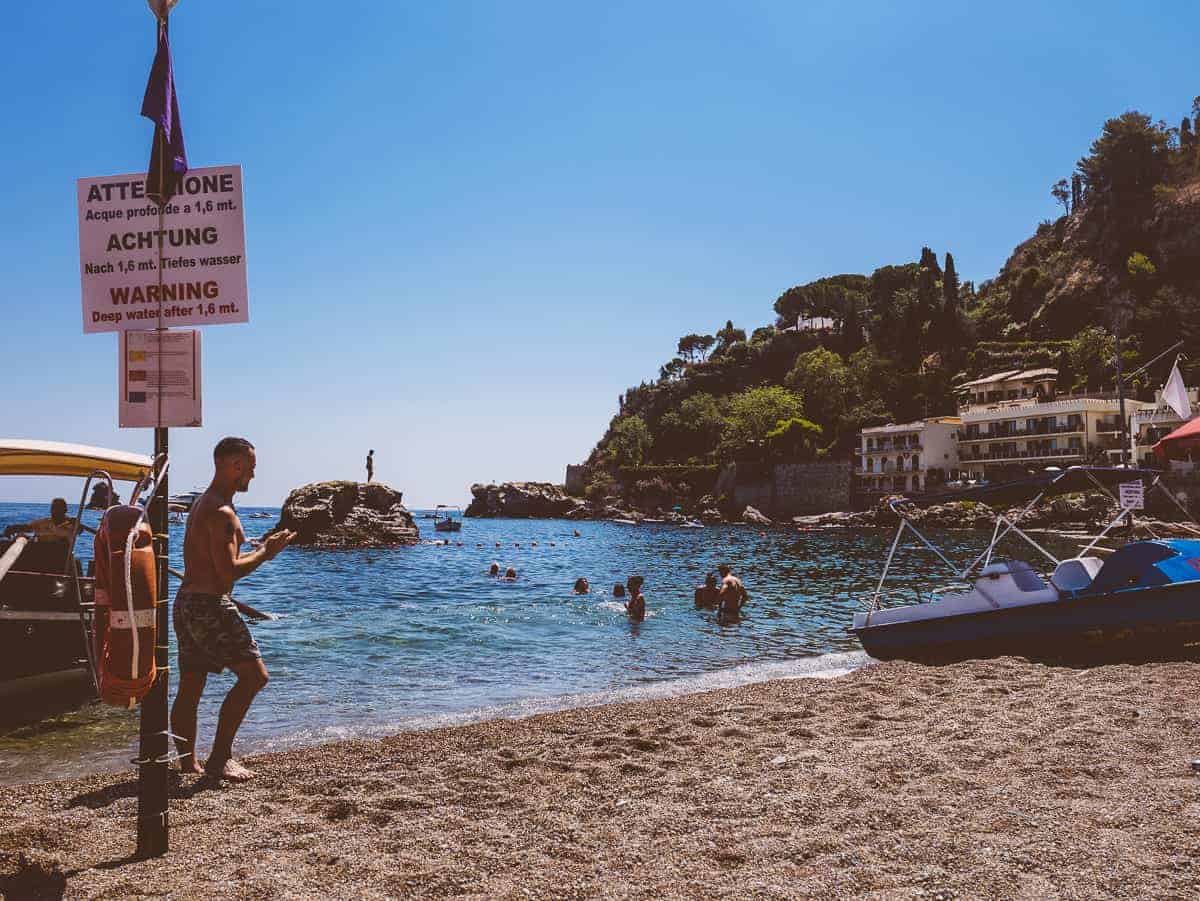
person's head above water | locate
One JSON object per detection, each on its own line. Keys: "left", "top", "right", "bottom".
{"left": 49, "top": 497, "right": 69, "bottom": 523}
{"left": 573, "top": 578, "right": 589, "bottom": 594}
{"left": 704, "top": 572, "right": 718, "bottom": 588}
{"left": 627, "top": 575, "right": 645, "bottom": 594}
{"left": 612, "top": 582, "right": 626, "bottom": 598}
{"left": 213, "top": 436, "right": 256, "bottom": 494}
{"left": 489, "top": 562, "right": 500, "bottom": 576}
{"left": 717, "top": 563, "right": 732, "bottom": 577}
{"left": 504, "top": 567, "right": 517, "bottom": 580}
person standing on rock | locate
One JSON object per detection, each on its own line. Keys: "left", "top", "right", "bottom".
{"left": 366, "top": 449, "right": 375, "bottom": 483}
{"left": 170, "top": 437, "right": 295, "bottom": 782}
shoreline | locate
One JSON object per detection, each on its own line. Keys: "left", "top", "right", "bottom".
{"left": 4, "top": 656, "right": 1198, "bottom": 898}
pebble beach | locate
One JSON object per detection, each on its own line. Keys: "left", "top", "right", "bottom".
{"left": 3, "top": 655, "right": 1198, "bottom": 899}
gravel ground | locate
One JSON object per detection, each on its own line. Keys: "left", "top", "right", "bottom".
{"left": 2, "top": 656, "right": 1199, "bottom": 899}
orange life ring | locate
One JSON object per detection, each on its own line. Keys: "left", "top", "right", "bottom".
{"left": 93, "top": 505, "right": 158, "bottom": 708}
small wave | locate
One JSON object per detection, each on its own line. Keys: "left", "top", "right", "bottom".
{"left": 248, "top": 650, "right": 872, "bottom": 754}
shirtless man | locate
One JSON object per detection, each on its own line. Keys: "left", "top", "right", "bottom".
{"left": 716, "top": 563, "right": 747, "bottom": 623}
{"left": 170, "top": 437, "right": 295, "bottom": 781}
{"left": 3, "top": 498, "right": 78, "bottom": 542}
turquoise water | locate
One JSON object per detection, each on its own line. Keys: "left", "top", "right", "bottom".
{"left": 0, "top": 501, "right": 1074, "bottom": 784}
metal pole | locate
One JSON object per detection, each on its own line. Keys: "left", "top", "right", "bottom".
{"left": 137, "top": 11, "right": 171, "bottom": 857}
{"left": 1115, "top": 315, "right": 1129, "bottom": 467}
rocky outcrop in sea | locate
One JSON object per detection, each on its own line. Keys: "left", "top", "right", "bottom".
{"left": 272, "top": 481, "right": 419, "bottom": 547}
{"left": 465, "top": 482, "right": 587, "bottom": 518}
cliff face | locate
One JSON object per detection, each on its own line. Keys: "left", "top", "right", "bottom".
{"left": 464, "top": 482, "right": 585, "bottom": 518}
{"left": 273, "top": 481, "right": 419, "bottom": 547}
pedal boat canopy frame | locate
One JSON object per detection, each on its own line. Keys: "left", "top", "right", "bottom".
{"left": 867, "top": 465, "right": 1178, "bottom": 612}
{"left": 0, "top": 440, "right": 153, "bottom": 483}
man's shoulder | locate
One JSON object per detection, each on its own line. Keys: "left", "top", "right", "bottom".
{"left": 192, "top": 499, "right": 238, "bottom": 527}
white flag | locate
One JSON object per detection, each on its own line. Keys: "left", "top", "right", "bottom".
{"left": 1163, "top": 361, "right": 1192, "bottom": 420}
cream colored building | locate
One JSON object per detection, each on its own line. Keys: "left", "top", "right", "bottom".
{"left": 955, "top": 368, "right": 1149, "bottom": 479}
{"left": 857, "top": 417, "right": 961, "bottom": 496}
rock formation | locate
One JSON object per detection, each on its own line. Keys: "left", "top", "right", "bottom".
{"left": 464, "top": 482, "right": 586, "bottom": 518}
{"left": 271, "top": 481, "right": 418, "bottom": 548}
{"left": 741, "top": 505, "right": 773, "bottom": 526}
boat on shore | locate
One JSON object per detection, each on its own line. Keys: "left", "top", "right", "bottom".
{"left": 851, "top": 466, "right": 1200, "bottom": 663}
{"left": 0, "top": 440, "right": 155, "bottom": 686}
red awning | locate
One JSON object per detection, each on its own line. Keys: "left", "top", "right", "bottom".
{"left": 1152, "top": 417, "right": 1200, "bottom": 461}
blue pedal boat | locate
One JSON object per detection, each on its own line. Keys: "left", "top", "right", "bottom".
{"left": 851, "top": 466, "right": 1200, "bottom": 663}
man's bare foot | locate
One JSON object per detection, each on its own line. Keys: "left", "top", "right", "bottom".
{"left": 178, "top": 757, "right": 204, "bottom": 775}
{"left": 204, "top": 757, "right": 255, "bottom": 782}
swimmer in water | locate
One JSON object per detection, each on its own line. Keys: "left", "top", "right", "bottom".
{"left": 503, "top": 567, "right": 517, "bottom": 581}
{"left": 612, "top": 582, "right": 626, "bottom": 599}
{"left": 488, "top": 562, "right": 500, "bottom": 577}
{"left": 573, "top": 577, "right": 590, "bottom": 595}
{"left": 573, "top": 529, "right": 581, "bottom": 537}
{"left": 694, "top": 572, "right": 719, "bottom": 608}
{"left": 716, "top": 563, "right": 747, "bottom": 623}
{"left": 625, "top": 575, "right": 646, "bottom": 623}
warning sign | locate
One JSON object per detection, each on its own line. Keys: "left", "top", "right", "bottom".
{"left": 78, "top": 165, "right": 248, "bottom": 333}
{"left": 1118, "top": 480, "right": 1145, "bottom": 510}
{"left": 119, "top": 330, "right": 202, "bottom": 428}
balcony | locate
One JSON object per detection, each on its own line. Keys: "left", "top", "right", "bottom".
{"left": 958, "top": 423, "right": 1084, "bottom": 441}
{"left": 959, "top": 448, "right": 1084, "bottom": 464}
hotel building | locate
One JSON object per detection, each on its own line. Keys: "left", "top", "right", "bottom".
{"left": 955, "top": 368, "right": 1150, "bottom": 480}
{"left": 856, "top": 417, "right": 962, "bottom": 497}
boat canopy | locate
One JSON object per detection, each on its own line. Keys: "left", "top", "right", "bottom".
{"left": 0, "top": 440, "right": 153, "bottom": 482}
{"left": 1152, "top": 417, "right": 1200, "bottom": 461}
{"left": 902, "top": 466, "right": 1162, "bottom": 509}
{"left": 1086, "top": 538, "right": 1200, "bottom": 593}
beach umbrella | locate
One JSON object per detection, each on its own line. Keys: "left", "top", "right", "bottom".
{"left": 1152, "top": 416, "right": 1200, "bottom": 461}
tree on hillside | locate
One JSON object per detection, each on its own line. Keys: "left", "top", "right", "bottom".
{"left": 785, "top": 347, "right": 848, "bottom": 426}
{"left": 714, "top": 320, "right": 747, "bottom": 355}
{"left": 656, "top": 393, "right": 727, "bottom": 462}
{"left": 1066, "top": 326, "right": 1141, "bottom": 392}
{"left": 606, "top": 415, "right": 652, "bottom": 467}
{"left": 1076, "top": 112, "right": 1172, "bottom": 216}
{"left": 720, "top": 387, "right": 804, "bottom": 459}
{"left": 1051, "top": 178, "right": 1071, "bottom": 214}
{"left": 677, "top": 333, "right": 716, "bottom": 363}
{"left": 919, "top": 246, "right": 942, "bottom": 275}
{"left": 1182, "top": 117, "right": 1195, "bottom": 149}
{"left": 766, "top": 417, "right": 823, "bottom": 460}
{"left": 1071, "top": 173, "right": 1083, "bottom": 209}
{"left": 659, "top": 358, "right": 687, "bottom": 382}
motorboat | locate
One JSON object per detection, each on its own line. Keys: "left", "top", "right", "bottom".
{"left": 851, "top": 466, "right": 1200, "bottom": 663}
{"left": 433, "top": 505, "right": 462, "bottom": 533}
{"left": 167, "top": 487, "right": 204, "bottom": 511}
{"left": 0, "top": 440, "right": 155, "bottom": 684}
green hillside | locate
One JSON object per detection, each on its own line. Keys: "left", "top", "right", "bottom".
{"left": 578, "top": 98, "right": 1200, "bottom": 498}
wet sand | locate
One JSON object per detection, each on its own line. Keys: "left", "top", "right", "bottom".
{"left": 2, "top": 656, "right": 1198, "bottom": 899}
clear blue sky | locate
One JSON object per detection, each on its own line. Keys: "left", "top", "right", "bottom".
{"left": 2, "top": 1, "right": 1196, "bottom": 506}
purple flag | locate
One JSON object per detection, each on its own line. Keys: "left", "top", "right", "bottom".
{"left": 141, "top": 18, "right": 187, "bottom": 204}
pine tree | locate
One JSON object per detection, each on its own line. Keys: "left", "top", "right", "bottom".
{"left": 919, "top": 246, "right": 941, "bottom": 274}
{"left": 1071, "top": 173, "right": 1082, "bottom": 210}
{"left": 942, "top": 253, "right": 960, "bottom": 310}
{"left": 1182, "top": 116, "right": 1196, "bottom": 149}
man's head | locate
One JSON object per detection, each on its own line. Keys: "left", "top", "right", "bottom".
{"left": 369, "top": 449, "right": 374, "bottom": 456}
{"left": 213, "top": 437, "right": 256, "bottom": 492}
{"left": 50, "top": 498, "right": 69, "bottom": 523}
{"left": 705, "top": 572, "right": 717, "bottom": 587}
{"left": 717, "top": 564, "right": 731, "bottom": 577}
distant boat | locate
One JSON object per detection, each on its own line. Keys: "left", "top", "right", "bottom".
{"left": 168, "top": 488, "right": 204, "bottom": 511}
{"left": 612, "top": 518, "right": 639, "bottom": 526}
{"left": 433, "top": 505, "right": 462, "bottom": 533}
{"left": 680, "top": 521, "right": 704, "bottom": 529}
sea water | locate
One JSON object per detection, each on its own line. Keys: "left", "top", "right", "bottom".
{"left": 0, "top": 502, "right": 1074, "bottom": 784}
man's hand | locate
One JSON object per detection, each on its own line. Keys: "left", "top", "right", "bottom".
{"left": 262, "top": 529, "right": 296, "bottom": 560}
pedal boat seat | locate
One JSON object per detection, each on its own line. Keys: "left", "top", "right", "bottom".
{"left": 1050, "top": 557, "right": 1104, "bottom": 593}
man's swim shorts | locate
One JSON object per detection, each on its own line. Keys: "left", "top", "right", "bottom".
{"left": 174, "top": 590, "right": 262, "bottom": 674}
